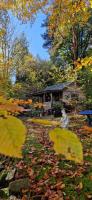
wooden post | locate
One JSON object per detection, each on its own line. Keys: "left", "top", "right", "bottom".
{"left": 51, "top": 93, "right": 53, "bottom": 107}
{"left": 38, "top": 96, "right": 40, "bottom": 103}
{"left": 43, "top": 93, "right": 45, "bottom": 103}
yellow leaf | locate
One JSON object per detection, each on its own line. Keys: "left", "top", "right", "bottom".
{"left": 76, "top": 56, "right": 92, "bottom": 70}
{"left": 0, "top": 110, "right": 8, "bottom": 117}
{"left": 28, "top": 118, "right": 60, "bottom": 126}
{"left": 49, "top": 128, "right": 83, "bottom": 164}
{"left": 78, "top": 182, "right": 83, "bottom": 190}
{"left": 0, "top": 116, "right": 26, "bottom": 158}
{"left": 89, "top": 0, "right": 92, "bottom": 8}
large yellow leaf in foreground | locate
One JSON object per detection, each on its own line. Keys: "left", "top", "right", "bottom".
{"left": 49, "top": 128, "right": 83, "bottom": 164}
{"left": 0, "top": 116, "right": 26, "bottom": 158}
{"left": 28, "top": 118, "right": 60, "bottom": 126}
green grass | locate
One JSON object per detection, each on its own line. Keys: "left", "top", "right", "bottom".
{"left": 84, "top": 155, "right": 92, "bottom": 162}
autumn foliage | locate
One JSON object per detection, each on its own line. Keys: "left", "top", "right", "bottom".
{"left": 75, "top": 56, "right": 92, "bottom": 70}
{"left": 0, "top": 96, "right": 27, "bottom": 157}
{"left": 28, "top": 118, "right": 83, "bottom": 164}
{"left": 0, "top": 0, "right": 91, "bottom": 162}
{"left": 0, "top": 116, "right": 26, "bottom": 158}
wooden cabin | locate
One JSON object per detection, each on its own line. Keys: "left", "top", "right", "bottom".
{"left": 33, "top": 82, "right": 85, "bottom": 111}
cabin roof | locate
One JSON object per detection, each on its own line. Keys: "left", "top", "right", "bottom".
{"left": 33, "top": 82, "right": 73, "bottom": 96}
{"left": 43, "top": 82, "right": 72, "bottom": 92}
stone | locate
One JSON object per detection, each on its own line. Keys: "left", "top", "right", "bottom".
{"left": 6, "top": 169, "right": 16, "bottom": 181}
{"left": 0, "top": 187, "right": 9, "bottom": 199}
{"left": 0, "top": 170, "right": 8, "bottom": 187}
{"left": 9, "top": 195, "right": 21, "bottom": 200}
{"left": 9, "top": 178, "right": 30, "bottom": 194}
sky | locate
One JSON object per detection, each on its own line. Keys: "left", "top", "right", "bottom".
{"left": 10, "top": 12, "right": 50, "bottom": 60}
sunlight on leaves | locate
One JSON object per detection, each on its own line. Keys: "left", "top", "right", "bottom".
{"left": 28, "top": 118, "right": 60, "bottom": 126}
{"left": 82, "top": 126, "right": 92, "bottom": 133}
{"left": 75, "top": 56, "right": 92, "bottom": 70}
{"left": 49, "top": 128, "right": 83, "bottom": 164}
{"left": 0, "top": 116, "right": 26, "bottom": 158}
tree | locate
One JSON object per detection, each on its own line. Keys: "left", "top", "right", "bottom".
{"left": 47, "top": 0, "right": 92, "bottom": 67}
{"left": 0, "top": 10, "right": 11, "bottom": 76}
{"left": 0, "top": 9, "right": 14, "bottom": 96}
{"left": 49, "top": 17, "right": 92, "bottom": 66}
{"left": 36, "top": 58, "right": 66, "bottom": 86}
{"left": 13, "top": 54, "right": 39, "bottom": 99}
{"left": 42, "top": 16, "right": 54, "bottom": 50}
{"left": 42, "top": 7, "right": 92, "bottom": 84}
{"left": 12, "top": 33, "right": 29, "bottom": 81}
{"left": 78, "top": 65, "right": 92, "bottom": 108}
{"left": 0, "top": 0, "right": 47, "bottom": 22}
{"left": 1, "top": 1, "right": 92, "bottom": 67}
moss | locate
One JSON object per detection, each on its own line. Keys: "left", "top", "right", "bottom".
{"left": 0, "top": 189, "right": 8, "bottom": 199}
{"left": 35, "top": 165, "right": 50, "bottom": 181}
{"left": 82, "top": 176, "right": 92, "bottom": 194}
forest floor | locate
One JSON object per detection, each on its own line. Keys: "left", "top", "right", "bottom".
{"left": 0, "top": 114, "right": 92, "bottom": 200}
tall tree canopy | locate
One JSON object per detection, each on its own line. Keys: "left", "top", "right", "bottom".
{"left": 42, "top": 14, "right": 92, "bottom": 65}
{"left": 1, "top": 1, "right": 91, "bottom": 64}
{"left": 0, "top": 1, "right": 91, "bottom": 22}
{"left": 12, "top": 33, "right": 29, "bottom": 78}
{"left": 0, "top": 0, "right": 47, "bottom": 21}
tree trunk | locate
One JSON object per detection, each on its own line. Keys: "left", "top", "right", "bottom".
{"left": 72, "top": 26, "right": 78, "bottom": 69}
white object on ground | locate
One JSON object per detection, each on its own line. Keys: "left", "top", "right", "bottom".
{"left": 60, "top": 109, "right": 69, "bottom": 128}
